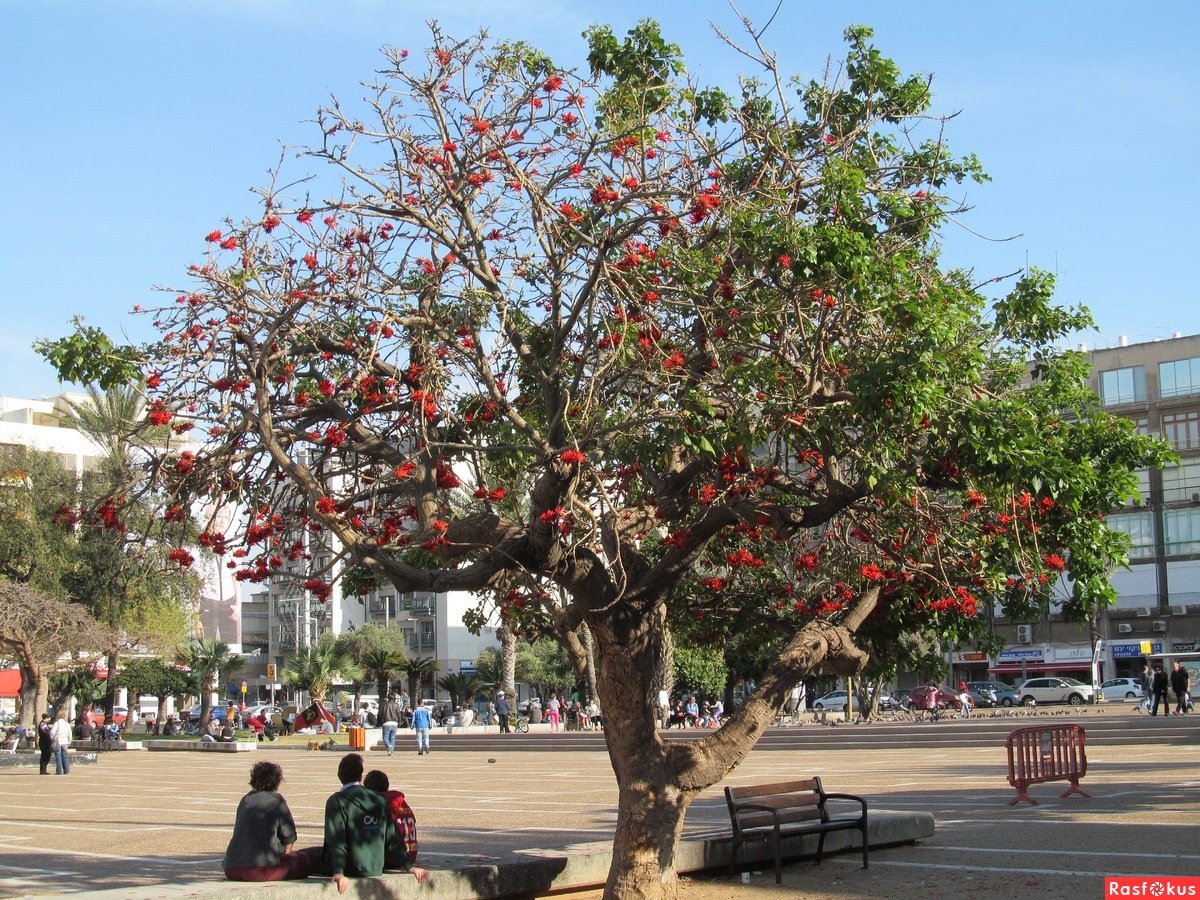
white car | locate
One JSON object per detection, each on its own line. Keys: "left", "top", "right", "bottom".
{"left": 812, "top": 691, "right": 859, "bottom": 712}
{"left": 1018, "top": 677, "right": 1097, "bottom": 706}
{"left": 1100, "top": 677, "right": 1145, "bottom": 700}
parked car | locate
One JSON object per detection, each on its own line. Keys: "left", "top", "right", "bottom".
{"left": 1018, "top": 677, "right": 1096, "bottom": 706}
{"left": 905, "top": 685, "right": 962, "bottom": 711}
{"left": 965, "top": 681, "right": 1019, "bottom": 708}
{"left": 84, "top": 706, "right": 128, "bottom": 726}
{"left": 811, "top": 690, "right": 858, "bottom": 712}
{"left": 1100, "top": 677, "right": 1145, "bottom": 700}
{"left": 186, "top": 705, "right": 231, "bottom": 724}
{"left": 243, "top": 704, "right": 283, "bottom": 722}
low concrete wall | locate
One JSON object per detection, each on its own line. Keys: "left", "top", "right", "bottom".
{"left": 73, "top": 808, "right": 933, "bottom": 898}
{"left": 142, "top": 740, "right": 257, "bottom": 752}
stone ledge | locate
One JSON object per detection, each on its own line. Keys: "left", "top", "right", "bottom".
{"left": 69, "top": 740, "right": 142, "bottom": 751}
{"left": 142, "top": 740, "right": 258, "bottom": 752}
{"left": 70, "top": 808, "right": 933, "bottom": 898}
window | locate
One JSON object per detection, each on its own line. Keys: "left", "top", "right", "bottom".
{"left": 1106, "top": 511, "right": 1155, "bottom": 558}
{"left": 1162, "top": 410, "right": 1200, "bottom": 450}
{"left": 1164, "top": 507, "right": 1200, "bottom": 555}
{"left": 1099, "top": 366, "right": 1145, "bottom": 406}
{"left": 1162, "top": 462, "right": 1200, "bottom": 504}
{"left": 1159, "top": 357, "right": 1200, "bottom": 399}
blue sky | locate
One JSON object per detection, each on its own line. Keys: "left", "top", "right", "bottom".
{"left": 3, "top": 1, "right": 1197, "bottom": 399}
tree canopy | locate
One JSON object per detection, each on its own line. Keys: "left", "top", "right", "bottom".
{"left": 39, "top": 20, "right": 1168, "bottom": 898}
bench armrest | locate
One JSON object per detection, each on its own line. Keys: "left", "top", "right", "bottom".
{"left": 820, "top": 792, "right": 868, "bottom": 817}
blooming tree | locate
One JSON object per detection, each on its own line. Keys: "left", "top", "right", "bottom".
{"left": 42, "top": 21, "right": 1166, "bottom": 898}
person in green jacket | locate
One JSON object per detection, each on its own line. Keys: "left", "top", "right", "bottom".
{"left": 322, "top": 753, "right": 428, "bottom": 893}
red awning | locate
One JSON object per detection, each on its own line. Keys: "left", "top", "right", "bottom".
{"left": 988, "top": 662, "right": 1093, "bottom": 674}
{"left": 0, "top": 668, "right": 21, "bottom": 698}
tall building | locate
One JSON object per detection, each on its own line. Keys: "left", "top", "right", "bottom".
{"left": 948, "top": 334, "right": 1200, "bottom": 688}
{"left": 1090, "top": 333, "right": 1200, "bottom": 677}
{"left": 0, "top": 393, "right": 235, "bottom": 647}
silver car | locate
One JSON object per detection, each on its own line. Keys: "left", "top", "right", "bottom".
{"left": 1018, "top": 677, "right": 1096, "bottom": 706}
{"left": 1100, "top": 677, "right": 1145, "bottom": 700}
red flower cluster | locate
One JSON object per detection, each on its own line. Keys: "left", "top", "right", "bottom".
{"left": 168, "top": 547, "right": 195, "bottom": 567}
{"left": 560, "top": 449, "right": 586, "bottom": 465}
{"left": 305, "top": 579, "right": 333, "bottom": 602}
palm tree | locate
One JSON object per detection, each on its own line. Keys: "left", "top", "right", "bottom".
{"left": 64, "top": 383, "right": 193, "bottom": 720}
{"left": 177, "top": 638, "right": 242, "bottom": 727}
{"left": 401, "top": 656, "right": 439, "bottom": 702}
{"left": 282, "top": 633, "right": 362, "bottom": 706}
{"left": 362, "top": 646, "right": 407, "bottom": 700}
{"left": 436, "top": 672, "right": 491, "bottom": 709}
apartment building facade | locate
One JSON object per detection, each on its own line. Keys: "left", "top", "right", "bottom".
{"left": 949, "top": 335, "right": 1200, "bottom": 687}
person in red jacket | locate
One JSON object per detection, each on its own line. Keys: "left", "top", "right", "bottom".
{"left": 363, "top": 769, "right": 419, "bottom": 867}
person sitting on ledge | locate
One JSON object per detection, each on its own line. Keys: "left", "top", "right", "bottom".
{"left": 223, "top": 761, "right": 320, "bottom": 881}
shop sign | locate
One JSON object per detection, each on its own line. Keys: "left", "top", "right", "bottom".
{"left": 1112, "top": 641, "right": 1162, "bottom": 658}
{"left": 997, "top": 648, "right": 1044, "bottom": 663}
{"left": 1053, "top": 646, "right": 1092, "bottom": 661}
{"left": 1172, "top": 641, "right": 1196, "bottom": 653}
{"left": 953, "top": 651, "right": 989, "bottom": 663}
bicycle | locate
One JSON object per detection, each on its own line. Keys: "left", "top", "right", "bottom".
{"left": 508, "top": 714, "right": 529, "bottom": 734}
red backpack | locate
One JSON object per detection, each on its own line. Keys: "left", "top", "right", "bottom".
{"left": 386, "top": 790, "right": 419, "bottom": 864}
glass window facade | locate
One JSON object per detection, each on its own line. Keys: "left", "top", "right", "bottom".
{"left": 1162, "top": 462, "right": 1200, "bottom": 504}
{"left": 1099, "top": 366, "right": 1145, "bottom": 406}
{"left": 1106, "top": 510, "right": 1156, "bottom": 558}
{"left": 1162, "top": 410, "right": 1200, "bottom": 450}
{"left": 1164, "top": 507, "right": 1200, "bottom": 555}
{"left": 1159, "top": 357, "right": 1200, "bottom": 399}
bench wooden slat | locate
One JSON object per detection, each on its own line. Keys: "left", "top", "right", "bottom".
{"left": 726, "top": 778, "right": 819, "bottom": 800}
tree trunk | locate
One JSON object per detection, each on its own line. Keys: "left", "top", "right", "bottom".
{"left": 580, "top": 621, "right": 598, "bottom": 701}
{"left": 591, "top": 612, "right": 700, "bottom": 900}
{"left": 17, "top": 665, "right": 41, "bottom": 728}
{"left": 104, "top": 647, "right": 120, "bottom": 724}
{"left": 497, "top": 624, "right": 517, "bottom": 696}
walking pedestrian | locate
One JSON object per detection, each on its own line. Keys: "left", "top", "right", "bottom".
{"left": 51, "top": 711, "right": 73, "bottom": 775}
{"left": 410, "top": 702, "right": 431, "bottom": 755}
{"left": 495, "top": 692, "right": 511, "bottom": 733}
{"left": 380, "top": 692, "right": 403, "bottom": 756}
{"left": 1151, "top": 664, "right": 1171, "bottom": 716}
{"left": 37, "top": 713, "right": 53, "bottom": 774}
{"left": 1170, "top": 662, "right": 1191, "bottom": 715}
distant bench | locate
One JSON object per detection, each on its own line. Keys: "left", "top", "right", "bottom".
{"left": 142, "top": 740, "right": 257, "bottom": 752}
{"left": 724, "top": 776, "right": 868, "bottom": 883}
{"left": 70, "top": 739, "right": 139, "bottom": 751}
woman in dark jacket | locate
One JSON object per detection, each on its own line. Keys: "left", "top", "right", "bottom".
{"left": 37, "top": 714, "right": 53, "bottom": 775}
{"left": 223, "top": 761, "right": 319, "bottom": 881}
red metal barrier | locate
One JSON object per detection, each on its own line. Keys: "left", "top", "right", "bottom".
{"left": 1005, "top": 723, "right": 1090, "bottom": 806}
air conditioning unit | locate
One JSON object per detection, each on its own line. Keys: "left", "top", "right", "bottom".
{"left": 1117, "top": 623, "right": 1134, "bottom": 634}
{"left": 1016, "top": 624, "right": 1033, "bottom": 643}
{"left": 1152, "top": 620, "right": 1168, "bottom": 633}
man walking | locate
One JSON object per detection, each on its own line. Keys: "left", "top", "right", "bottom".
{"left": 1151, "top": 663, "right": 1171, "bottom": 716}
{"left": 495, "top": 691, "right": 512, "bottom": 734}
{"left": 1170, "top": 661, "right": 1191, "bottom": 715}
{"left": 409, "top": 702, "right": 432, "bottom": 755}
{"left": 380, "top": 692, "right": 403, "bottom": 756}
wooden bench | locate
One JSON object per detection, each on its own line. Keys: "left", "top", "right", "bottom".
{"left": 724, "top": 776, "right": 868, "bottom": 883}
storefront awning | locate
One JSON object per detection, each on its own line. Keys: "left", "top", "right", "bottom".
{"left": 988, "top": 662, "right": 1093, "bottom": 675}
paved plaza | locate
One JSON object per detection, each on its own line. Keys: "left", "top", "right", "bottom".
{"left": 0, "top": 710, "right": 1197, "bottom": 898}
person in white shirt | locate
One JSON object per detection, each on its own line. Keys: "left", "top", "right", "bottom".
{"left": 51, "top": 711, "right": 73, "bottom": 775}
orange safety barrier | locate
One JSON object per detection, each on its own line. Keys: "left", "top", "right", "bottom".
{"left": 1005, "top": 723, "right": 1091, "bottom": 806}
